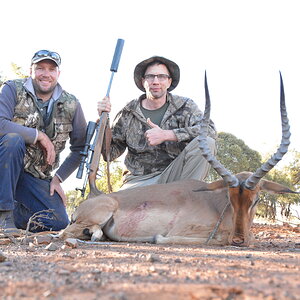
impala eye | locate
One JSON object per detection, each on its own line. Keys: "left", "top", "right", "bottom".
{"left": 83, "top": 228, "right": 91, "bottom": 236}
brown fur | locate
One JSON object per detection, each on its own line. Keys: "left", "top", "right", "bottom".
{"left": 61, "top": 172, "right": 296, "bottom": 246}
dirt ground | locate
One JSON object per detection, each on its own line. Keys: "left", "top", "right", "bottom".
{"left": 0, "top": 222, "right": 299, "bottom": 300}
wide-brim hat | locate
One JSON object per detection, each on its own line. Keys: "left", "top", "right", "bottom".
{"left": 134, "top": 56, "right": 180, "bottom": 92}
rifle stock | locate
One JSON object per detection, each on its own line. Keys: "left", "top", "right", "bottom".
{"left": 76, "top": 39, "right": 124, "bottom": 198}
{"left": 88, "top": 112, "right": 109, "bottom": 197}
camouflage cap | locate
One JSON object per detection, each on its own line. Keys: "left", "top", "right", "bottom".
{"left": 134, "top": 56, "right": 180, "bottom": 92}
{"left": 31, "top": 50, "right": 61, "bottom": 66}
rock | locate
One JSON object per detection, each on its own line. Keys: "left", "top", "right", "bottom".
{"left": 57, "top": 269, "right": 71, "bottom": 275}
{"left": 0, "top": 251, "right": 7, "bottom": 262}
{"left": 34, "top": 235, "right": 52, "bottom": 245}
{"left": 1, "top": 261, "right": 12, "bottom": 267}
{"left": 145, "top": 254, "right": 161, "bottom": 262}
{"left": 45, "top": 242, "right": 58, "bottom": 251}
{"left": 0, "top": 239, "right": 11, "bottom": 245}
{"left": 27, "top": 243, "right": 36, "bottom": 252}
{"left": 65, "top": 238, "right": 78, "bottom": 248}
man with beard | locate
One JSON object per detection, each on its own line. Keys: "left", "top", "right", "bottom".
{"left": 0, "top": 50, "right": 87, "bottom": 234}
{"left": 97, "top": 56, "right": 217, "bottom": 190}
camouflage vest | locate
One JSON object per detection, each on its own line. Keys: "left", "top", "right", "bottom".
{"left": 13, "top": 79, "right": 78, "bottom": 179}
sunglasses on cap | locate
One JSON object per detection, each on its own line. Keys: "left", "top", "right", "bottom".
{"left": 31, "top": 50, "right": 61, "bottom": 66}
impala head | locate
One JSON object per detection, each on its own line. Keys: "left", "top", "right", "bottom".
{"left": 199, "top": 72, "right": 298, "bottom": 246}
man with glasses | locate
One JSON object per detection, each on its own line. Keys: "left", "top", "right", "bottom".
{"left": 0, "top": 50, "right": 87, "bottom": 234}
{"left": 98, "top": 56, "right": 217, "bottom": 190}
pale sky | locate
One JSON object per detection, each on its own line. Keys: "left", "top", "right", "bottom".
{"left": 1, "top": 0, "right": 299, "bottom": 191}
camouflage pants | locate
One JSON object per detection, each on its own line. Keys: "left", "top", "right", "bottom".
{"left": 120, "top": 136, "right": 216, "bottom": 190}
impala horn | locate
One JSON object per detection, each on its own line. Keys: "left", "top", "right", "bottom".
{"left": 244, "top": 73, "right": 291, "bottom": 190}
{"left": 198, "top": 72, "right": 239, "bottom": 187}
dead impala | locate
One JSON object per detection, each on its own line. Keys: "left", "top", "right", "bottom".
{"left": 61, "top": 73, "right": 298, "bottom": 246}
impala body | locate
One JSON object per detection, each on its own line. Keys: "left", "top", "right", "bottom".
{"left": 62, "top": 172, "right": 295, "bottom": 246}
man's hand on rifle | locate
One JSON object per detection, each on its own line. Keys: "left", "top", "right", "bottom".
{"left": 97, "top": 96, "right": 111, "bottom": 115}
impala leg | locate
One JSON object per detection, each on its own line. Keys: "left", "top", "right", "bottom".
{"left": 90, "top": 224, "right": 104, "bottom": 242}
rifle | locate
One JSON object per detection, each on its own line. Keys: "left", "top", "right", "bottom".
{"left": 76, "top": 38, "right": 125, "bottom": 198}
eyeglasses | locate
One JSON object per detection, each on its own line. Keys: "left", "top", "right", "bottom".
{"left": 32, "top": 50, "right": 61, "bottom": 65}
{"left": 143, "top": 74, "right": 171, "bottom": 82}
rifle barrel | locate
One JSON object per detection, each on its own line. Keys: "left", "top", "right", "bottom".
{"left": 110, "top": 39, "right": 125, "bottom": 72}
{"left": 106, "top": 72, "right": 115, "bottom": 97}
{"left": 106, "top": 39, "right": 124, "bottom": 96}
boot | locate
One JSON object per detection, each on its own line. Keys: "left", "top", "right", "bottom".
{"left": 0, "top": 210, "right": 20, "bottom": 235}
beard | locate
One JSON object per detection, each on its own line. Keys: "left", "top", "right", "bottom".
{"left": 32, "top": 79, "right": 56, "bottom": 97}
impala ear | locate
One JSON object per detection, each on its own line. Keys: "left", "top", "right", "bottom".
{"left": 260, "top": 179, "right": 299, "bottom": 194}
{"left": 194, "top": 179, "right": 227, "bottom": 192}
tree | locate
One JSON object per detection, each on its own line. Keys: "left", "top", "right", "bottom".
{"left": 10, "top": 63, "right": 28, "bottom": 79}
{"left": 207, "top": 132, "right": 262, "bottom": 182}
{"left": 256, "top": 166, "right": 299, "bottom": 220}
{"left": 288, "top": 150, "right": 300, "bottom": 189}
{"left": 0, "top": 63, "right": 28, "bottom": 87}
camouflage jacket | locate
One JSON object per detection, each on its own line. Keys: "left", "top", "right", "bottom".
{"left": 107, "top": 93, "right": 217, "bottom": 176}
{"left": 13, "top": 79, "right": 78, "bottom": 179}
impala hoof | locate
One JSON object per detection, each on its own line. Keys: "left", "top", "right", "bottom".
{"left": 231, "top": 237, "right": 245, "bottom": 247}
